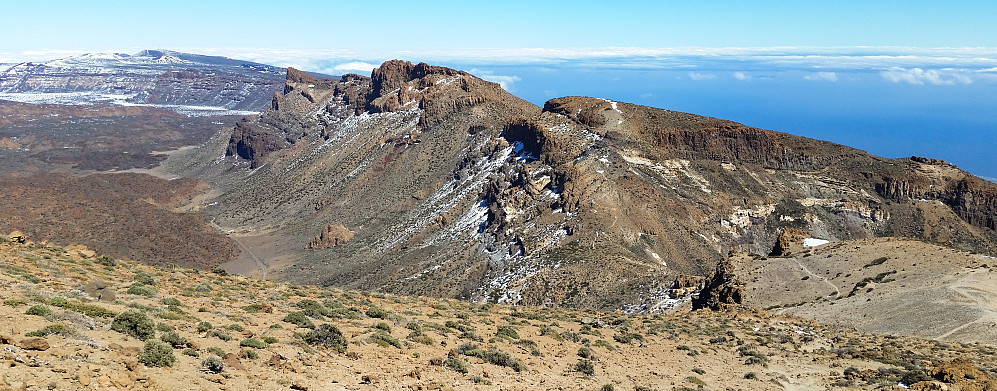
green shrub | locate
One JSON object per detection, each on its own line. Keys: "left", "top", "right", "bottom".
{"left": 600, "top": 384, "right": 615, "bottom": 391}
{"left": 160, "top": 331, "right": 187, "bottom": 349}
{"left": 371, "top": 331, "right": 402, "bottom": 348}
{"left": 25, "top": 323, "right": 73, "bottom": 337}
{"left": 127, "top": 285, "right": 156, "bottom": 298}
{"left": 283, "top": 311, "right": 315, "bottom": 329}
{"left": 737, "top": 346, "right": 768, "bottom": 365}
{"left": 47, "top": 298, "right": 116, "bottom": 318}
{"left": 303, "top": 324, "right": 347, "bottom": 353}
{"left": 25, "top": 304, "right": 52, "bottom": 316}
{"left": 182, "top": 348, "right": 199, "bottom": 357}
{"left": 207, "top": 347, "right": 226, "bottom": 357}
{"left": 161, "top": 297, "right": 182, "bottom": 307}
{"left": 495, "top": 325, "right": 520, "bottom": 340}
{"left": 242, "top": 303, "right": 271, "bottom": 313}
{"left": 372, "top": 322, "right": 391, "bottom": 332}
{"left": 202, "top": 355, "right": 224, "bottom": 373}
{"left": 240, "top": 338, "right": 266, "bottom": 349}
{"left": 225, "top": 324, "right": 244, "bottom": 332}
{"left": 593, "top": 340, "right": 616, "bottom": 351}
{"left": 209, "top": 266, "right": 228, "bottom": 275}
{"left": 456, "top": 343, "right": 526, "bottom": 372}
{"left": 240, "top": 349, "right": 259, "bottom": 360}
{"left": 211, "top": 329, "right": 231, "bottom": 341}
{"left": 3, "top": 299, "right": 27, "bottom": 307}
{"left": 295, "top": 300, "right": 327, "bottom": 319}
{"left": 196, "top": 321, "right": 213, "bottom": 333}
{"left": 575, "top": 359, "right": 595, "bottom": 376}
{"left": 156, "top": 322, "right": 173, "bottom": 332}
{"left": 443, "top": 357, "right": 468, "bottom": 373}
{"left": 111, "top": 310, "right": 155, "bottom": 340}
{"left": 95, "top": 255, "right": 116, "bottom": 267}
{"left": 137, "top": 340, "right": 175, "bottom": 367}
{"left": 366, "top": 305, "right": 388, "bottom": 319}
{"left": 134, "top": 273, "right": 155, "bottom": 286}
{"left": 408, "top": 334, "right": 434, "bottom": 345}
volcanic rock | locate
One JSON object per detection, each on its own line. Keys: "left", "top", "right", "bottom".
{"left": 306, "top": 224, "right": 354, "bottom": 249}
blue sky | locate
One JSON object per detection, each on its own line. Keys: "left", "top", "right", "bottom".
{"left": 1, "top": 1, "right": 995, "bottom": 178}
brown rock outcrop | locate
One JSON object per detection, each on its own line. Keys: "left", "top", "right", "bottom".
{"left": 692, "top": 258, "right": 744, "bottom": 311}
{"left": 770, "top": 228, "right": 810, "bottom": 256}
{"left": 306, "top": 224, "right": 354, "bottom": 249}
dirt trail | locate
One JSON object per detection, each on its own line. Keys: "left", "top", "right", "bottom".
{"left": 793, "top": 258, "right": 841, "bottom": 297}
{"left": 935, "top": 272, "right": 997, "bottom": 340}
{"left": 210, "top": 221, "right": 268, "bottom": 280}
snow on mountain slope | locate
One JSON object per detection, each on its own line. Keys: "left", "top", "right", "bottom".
{"left": 0, "top": 50, "right": 285, "bottom": 116}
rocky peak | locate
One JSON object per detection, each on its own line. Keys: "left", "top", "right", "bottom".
{"left": 285, "top": 67, "right": 317, "bottom": 85}
{"left": 370, "top": 60, "right": 467, "bottom": 99}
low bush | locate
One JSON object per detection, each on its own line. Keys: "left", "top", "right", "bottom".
{"left": 303, "top": 324, "right": 347, "bottom": 353}
{"left": 283, "top": 311, "right": 315, "bottom": 329}
{"left": 161, "top": 297, "right": 182, "bottom": 307}
{"left": 443, "top": 357, "right": 468, "bottom": 373}
{"left": 137, "top": 340, "right": 175, "bottom": 367}
{"left": 25, "top": 323, "right": 74, "bottom": 337}
{"left": 202, "top": 355, "right": 224, "bottom": 373}
{"left": 160, "top": 331, "right": 187, "bottom": 349}
{"left": 111, "top": 310, "right": 155, "bottom": 340}
{"left": 240, "top": 338, "right": 267, "bottom": 349}
{"left": 25, "top": 304, "right": 51, "bottom": 316}
{"left": 575, "top": 359, "right": 595, "bottom": 376}
{"left": 371, "top": 331, "right": 402, "bottom": 348}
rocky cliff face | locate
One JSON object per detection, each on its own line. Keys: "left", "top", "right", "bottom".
{"left": 0, "top": 50, "right": 284, "bottom": 116}
{"left": 186, "top": 61, "right": 997, "bottom": 312}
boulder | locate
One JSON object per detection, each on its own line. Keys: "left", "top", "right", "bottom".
{"left": 18, "top": 337, "right": 50, "bottom": 351}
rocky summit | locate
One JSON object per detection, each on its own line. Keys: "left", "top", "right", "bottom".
{"left": 157, "top": 60, "right": 997, "bottom": 313}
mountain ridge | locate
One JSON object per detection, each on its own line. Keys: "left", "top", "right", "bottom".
{"left": 154, "top": 59, "right": 997, "bottom": 312}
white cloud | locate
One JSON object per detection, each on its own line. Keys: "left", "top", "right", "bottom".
{"left": 880, "top": 67, "right": 973, "bottom": 85}
{"left": 804, "top": 71, "right": 838, "bottom": 82}
{"left": 733, "top": 71, "right": 751, "bottom": 80}
{"left": 639, "top": 93, "right": 654, "bottom": 99}
{"left": 331, "top": 61, "right": 378, "bottom": 74}
{"left": 688, "top": 72, "right": 717, "bottom": 80}
{"left": 469, "top": 68, "right": 521, "bottom": 91}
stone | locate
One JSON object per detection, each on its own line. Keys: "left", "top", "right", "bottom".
{"left": 18, "top": 338, "right": 49, "bottom": 351}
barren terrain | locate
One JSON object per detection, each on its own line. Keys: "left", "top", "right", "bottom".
{"left": 3, "top": 235, "right": 997, "bottom": 390}
{"left": 741, "top": 237, "right": 997, "bottom": 344}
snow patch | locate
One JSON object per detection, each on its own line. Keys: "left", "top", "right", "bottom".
{"left": 803, "top": 238, "right": 830, "bottom": 247}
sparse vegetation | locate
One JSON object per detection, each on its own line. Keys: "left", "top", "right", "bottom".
{"left": 443, "top": 357, "right": 468, "bottom": 373}
{"left": 25, "top": 304, "right": 52, "bottom": 316}
{"left": 303, "top": 324, "right": 347, "bottom": 353}
{"left": 137, "top": 340, "right": 175, "bottom": 367}
{"left": 111, "top": 310, "right": 156, "bottom": 340}
{"left": 202, "top": 355, "right": 225, "bottom": 373}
